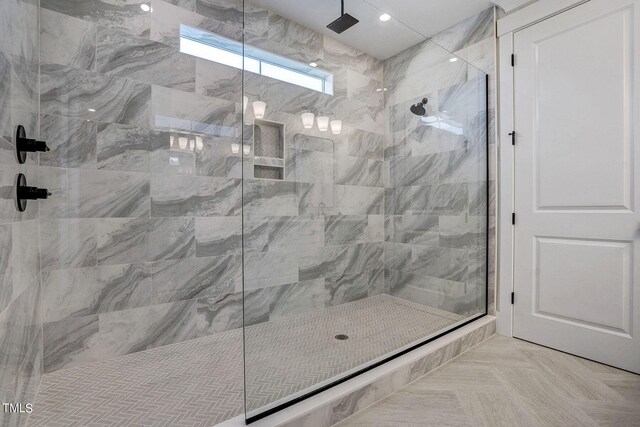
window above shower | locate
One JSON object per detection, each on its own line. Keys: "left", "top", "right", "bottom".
{"left": 180, "top": 24, "right": 334, "bottom": 94}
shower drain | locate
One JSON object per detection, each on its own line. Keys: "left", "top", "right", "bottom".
{"left": 335, "top": 334, "right": 349, "bottom": 340}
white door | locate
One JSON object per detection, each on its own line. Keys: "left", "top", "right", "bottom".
{"left": 513, "top": 0, "right": 640, "bottom": 373}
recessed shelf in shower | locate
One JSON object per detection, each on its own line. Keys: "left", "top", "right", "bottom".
{"left": 253, "top": 119, "right": 285, "bottom": 180}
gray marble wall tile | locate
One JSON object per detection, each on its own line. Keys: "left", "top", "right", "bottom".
{"left": 468, "top": 248, "right": 487, "bottom": 288}
{"left": 152, "top": 85, "right": 239, "bottom": 137}
{"left": 386, "top": 215, "right": 439, "bottom": 246}
{"left": 244, "top": 251, "right": 299, "bottom": 290}
{"left": 5, "top": 326, "right": 41, "bottom": 427}
{"left": 268, "top": 13, "right": 322, "bottom": 61}
{"left": 322, "top": 35, "right": 383, "bottom": 81}
{"left": 243, "top": 287, "right": 271, "bottom": 326}
{"left": 40, "top": 0, "right": 151, "bottom": 37}
{"left": 439, "top": 215, "right": 486, "bottom": 249}
{"left": 325, "top": 268, "right": 385, "bottom": 307}
{"left": 268, "top": 216, "right": 324, "bottom": 253}
{"left": 325, "top": 215, "right": 368, "bottom": 246}
{"left": 439, "top": 143, "right": 487, "bottom": 185}
{"left": 195, "top": 59, "right": 241, "bottom": 102}
{"left": 151, "top": 174, "right": 241, "bottom": 217}
{"left": 0, "top": 224, "right": 13, "bottom": 313}
{"left": 41, "top": 263, "right": 152, "bottom": 323}
{"left": 333, "top": 185, "right": 384, "bottom": 215}
{"left": 412, "top": 246, "right": 468, "bottom": 282}
{"left": 151, "top": 255, "right": 240, "bottom": 303}
{"left": 0, "top": 279, "right": 41, "bottom": 418}
{"left": 424, "top": 183, "right": 469, "bottom": 215}
{"left": 9, "top": 221, "right": 39, "bottom": 299}
{"left": 293, "top": 149, "right": 334, "bottom": 185}
{"left": 347, "top": 69, "right": 383, "bottom": 103}
{"left": 468, "top": 181, "right": 488, "bottom": 216}
{"left": 299, "top": 242, "right": 383, "bottom": 282}
{"left": 390, "top": 154, "right": 442, "bottom": 187}
{"left": 243, "top": 179, "right": 298, "bottom": 217}
{"left": 384, "top": 242, "right": 412, "bottom": 272}
{"left": 36, "top": 168, "right": 150, "bottom": 219}
{"left": 98, "top": 123, "right": 197, "bottom": 175}
{"left": 150, "top": 0, "right": 243, "bottom": 48}
{"left": 165, "top": 0, "right": 196, "bottom": 11}
{"left": 386, "top": 184, "right": 468, "bottom": 216}
{"left": 97, "top": 123, "right": 153, "bottom": 172}
{"left": 43, "top": 314, "right": 100, "bottom": 372}
{"left": 149, "top": 217, "right": 196, "bottom": 261}
{"left": 97, "top": 27, "right": 196, "bottom": 91}
{"left": 196, "top": 136, "right": 242, "bottom": 178}
{"left": 96, "top": 218, "right": 149, "bottom": 265}
{"left": 196, "top": 0, "right": 267, "bottom": 38}
{"left": 348, "top": 129, "right": 383, "bottom": 160}
{"left": 269, "top": 278, "right": 324, "bottom": 320}
{"left": 430, "top": 8, "right": 494, "bottom": 56}
{"left": 97, "top": 300, "right": 197, "bottom": 358}
{"left": 40, "top": 219, "right": 97, "bottom": 271}
{"left": 242, "top": 216, "right": 269, "bottom": 253}
{"left": 45, "top": 298, "right": 201, "bottom": 372}
{"left": 0, "top": 0, "right": 43, "bottom": 401}
{"left": 150, "top": 139, "right": 196, "bottom": 175}
{"left": 297, "top": 183, "right": 334, "bottom": 213}
{"left": 195, "top": 216, "right": 241, "bottom": 257}
{"left": 41, "top": 64, "right": 151, "bottom": 127}
{"left": 40, "top": 8, "right": 96, "bottom": 71}
{"left": 0, "top": 54, "right": 10, "bottom": 140}
{"left": 334, "top": 157, "right": 383, "bottom": 187}
{"left": 196, "top": 291, "right": 242, "bottom": 336}
{"left": 408, "top": 125, "right": 468, "bottom": 157}
{"left": 39, "top": 114, "right": 97, "bottom": 169}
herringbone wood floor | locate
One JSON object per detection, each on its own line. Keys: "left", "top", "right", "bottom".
{"left": 29, "top": 295, "right": 465, "bottom": 426}
{"left": 338, "top": 335, "right": 640, "bottom": 427}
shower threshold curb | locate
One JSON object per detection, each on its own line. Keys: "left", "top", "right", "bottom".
{"left": 217, "top": 315, "right": 496, "bottom": 427}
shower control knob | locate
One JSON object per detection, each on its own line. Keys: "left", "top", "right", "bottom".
{"left": 15, "top": 173, "right": 51, "bottom": 213}
{"left": 15, "top": 125, "right": 50, "bottom": 164}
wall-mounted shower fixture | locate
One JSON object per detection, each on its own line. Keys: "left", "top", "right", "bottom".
{"left": 15, "top": 173, "right": 51, "bottom": 212}
{"left": 327, "top": 0, "right": 359, "bottom": 34}
{"left": 410, "top": 98, "right": 429, "bottom": 116}
{"left": 15, "top": 125, "right": 50, "bottom": 164}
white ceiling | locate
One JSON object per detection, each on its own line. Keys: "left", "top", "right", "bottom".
{"left": 250, "top": 0, "right": 495, "bottom": 59}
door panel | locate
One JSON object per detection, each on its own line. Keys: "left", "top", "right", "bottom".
{"left": 513, "top": 0, "right": 640, "bottom": 373}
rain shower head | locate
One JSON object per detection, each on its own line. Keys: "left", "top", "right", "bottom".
{"left": 327, "top": 0, "right": 359, "bottom": 34}
{"left": 410, "top": 98, "right": 429, "bottom": 116}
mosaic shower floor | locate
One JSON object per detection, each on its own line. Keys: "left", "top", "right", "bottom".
{"left": 29, "top": 295, "right": 466, "bottom": 426}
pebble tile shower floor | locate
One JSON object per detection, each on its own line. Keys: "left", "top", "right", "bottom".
{"left": 28, "top": 295, "right": 465, "bottom": 426}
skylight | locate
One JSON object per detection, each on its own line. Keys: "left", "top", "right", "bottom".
{"left": 180, "top": 25, "right": 333, "bottom": 95}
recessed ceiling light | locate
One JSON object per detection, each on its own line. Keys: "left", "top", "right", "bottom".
{"left": 309, "top": 62, "right": 317, "bottom": 67}
{"left": 88, "top": 108, "right": 96, "bottom": 112}
{"left": 379, "top": 13, "right": 391, "bottom": 22}
{"left": 140, "top": 4, "right": 151, "bottom": 12}
{"left": 449, "top": 57, "right": 458, "bottom": 62}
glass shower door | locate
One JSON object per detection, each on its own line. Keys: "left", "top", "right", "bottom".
{"left": 241, "top": 0, "right": 489, "bottom": 421}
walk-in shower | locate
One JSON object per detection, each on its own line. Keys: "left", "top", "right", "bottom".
{"left": 0, "top": 0, "right": 491, "bottom": 425}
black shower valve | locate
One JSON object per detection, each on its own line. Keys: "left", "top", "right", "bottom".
{"left": 18, "top": 184, "right": 51, "bottom": 201}
{"left": 15, "top": 124, "right": 50, "bottom": 164}
{"left": 15, "top": 173, "right": 51, "bottom": 213}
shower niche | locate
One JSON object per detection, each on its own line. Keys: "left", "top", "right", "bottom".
{"left": 253, "top": 119, "right": 285, "bottom": 180}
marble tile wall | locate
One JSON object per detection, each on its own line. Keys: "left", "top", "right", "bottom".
{"left": 36, "top": 0, "right": 388, "bottom": 373}
{"left": 0, "top": 0, "right": 42, "bottom": 425}
{"left": 382, "top": 8, "right": 496, "bottom": 317}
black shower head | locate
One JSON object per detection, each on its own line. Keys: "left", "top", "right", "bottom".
{"left": 327, "top": 0, "right": 359, "bottom": 34}
{"left": 410, "top": 98, "right": 429, "bottom": 116}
